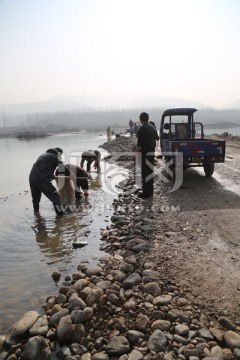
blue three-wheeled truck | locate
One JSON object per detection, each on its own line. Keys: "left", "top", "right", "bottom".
{"left": 160, "top": 108, "right": 226, "bottom": 177}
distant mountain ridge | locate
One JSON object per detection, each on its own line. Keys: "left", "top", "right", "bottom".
{"left": 0, "top": 94, "right": 205, "bottom": 115}
{"left": 0, "top": 94, "right": 239, "bottom": 118}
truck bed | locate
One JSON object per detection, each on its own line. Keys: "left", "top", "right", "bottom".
{"left": 162, "top": 138, "right": 225, "bottom": 163}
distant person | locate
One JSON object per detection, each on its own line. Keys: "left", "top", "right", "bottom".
{"left": 29, "top": 148, "right": 64, "bottom": 215}
{"left": 107, "top": 126, "right": 112, "bottom": 142}
{"left": 129, "top": 119, "right": 134, "bottom": 135}
{"left": 80, "top": 150, "right": 101, "bottom": 172}
{"left": 55, "top": 163, "right": 89, "bottom": 203}
{"left": 135, "top": 112, "right": 158, "bottom": 198}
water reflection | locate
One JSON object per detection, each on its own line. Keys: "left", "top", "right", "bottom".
{"left": 32, "top": 195, "right": 96, "bottom": 265}
{"left": 32, "top": 213, "right": 74, "bottom": 265}
{"left": 89, "top": 173, "right": 102, "bottom": 190}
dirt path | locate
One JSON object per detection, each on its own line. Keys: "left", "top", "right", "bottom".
{"left": 151, "top": 142, "right": 240, "bottom": 319}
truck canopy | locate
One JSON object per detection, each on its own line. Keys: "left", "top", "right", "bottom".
{"left": 162, "top": 108, "right": 197, "bottom": 118}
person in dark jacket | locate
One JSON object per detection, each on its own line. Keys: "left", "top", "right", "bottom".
{"left": 135, "top": 112, "right": 159, "bottom": 198}
{"left": 29, "top": 148, "right": 64, "bottom": 215}
{"left": 80, "top": 150, "right": 101, "bottom": 172}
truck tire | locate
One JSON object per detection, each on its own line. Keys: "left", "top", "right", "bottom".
{"left": 204, "top": 163, "right": 214, "bottom": 177}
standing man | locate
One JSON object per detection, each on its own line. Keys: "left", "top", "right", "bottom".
{"left": 135, "top": 112, "right": 159, "bottom": 198}
{"left": 29, "top": 148, "right": 64, "bottom": 215}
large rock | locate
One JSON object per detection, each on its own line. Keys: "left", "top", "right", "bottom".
{"left": 92, "top": 353, "right": 109, "bottom": 360}
{"left": 123, "top": 273, "right": 141, "bottom": 289}
{"left": 95, "top": 280, "right": 112, "bottom": 291}
{"left": 210, "top": 327, "right": 224, "bottom": 342}
{"left": 153, "top": 295, "right": 172, "bottom": 306}
{"left": 72, "top": 279, "right": 88, "bottom": 292}
{"left": 8, "top": 311, "right": 39, "bottom": 336}
{"left": 210, "top": 345, "right": 224, "bottom": 359}
{"left": 56, "top": 315, "right": 74, "bottom": 344}
{"left": 85, "top": 266, "right": 102, "bottom": 276}
{"left": 198, "top": 328, "right": 214, "bottom": 340}
{"left": 151, "top": 320, "right": 171, "bottom": 331}
{"left": 218, "top": 317, "right": 236, "bottom": 331}
{"left": 68, "top": 297, "right": 86, "bottom": 311}
{"left": 224, "top": 331, "right": 240, "bottom": 350}
{"left": 127, "top": 330, "right": 145, "bottom": 344}
{"left": 112, "top": 270, "right": 127, "bottom": 283}
{"left": 142, "top": 282, "right": 161, "bottom": 296}
{"left": 49, "top": 308, "right": 69, "bottom": 327}
{"left": 105, "top": 336, "right": 130, "bottom": 356}
{"left": 128, "top": 349, "right": 144, "bottom": 360}
{"left": 119, "top": 263, "right": 134, "bottom": 273}
{"left": 29, "top": 315, "right": 48, "bottom": 336}
{"left": 132, "top": 243, "right": 148, "bottom": 253}
{"left": 147, "top": 330, "right": 167, "bottom": 353}
{"left": 21, "top": 336, "right": 51, "bottom": 360}
{"left": 175, "top": 324, "right": 189, "bottom": 336}
{"left": 135, "top": 314, "right": 150, "bottom": 332}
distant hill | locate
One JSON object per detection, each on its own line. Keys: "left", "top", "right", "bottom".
{"left": 0, "top": 94, "right": 240, "bottom": 130}
{"left": 0, "top": 95, "right": 85, "bottom": 115}
{"left": 0, "top": 94, "right": 239, "bottom": 116}
{"left": 0, "top": 94, "right": 205, "bottom": 115}
{"left": 126, "top": 96, "right": 203, "bottom": 109}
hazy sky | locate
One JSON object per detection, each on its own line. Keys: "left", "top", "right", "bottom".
{"left": 0, "top": 0, "right": 240, "bottom": 108}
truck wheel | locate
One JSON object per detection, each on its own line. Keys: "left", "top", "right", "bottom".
{"left": 204, "top": 163, "right": 214, "bottom": 177}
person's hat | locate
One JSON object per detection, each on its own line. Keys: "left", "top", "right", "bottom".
{"left": 55, "top": 147, "right": 63, "bottom": 154}
{"left": 46, "top": 148, "right": 59, "bottom": 156}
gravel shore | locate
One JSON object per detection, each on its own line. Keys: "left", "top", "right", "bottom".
{"left": 1, "top": 135, "right": 240, "bottom": 360}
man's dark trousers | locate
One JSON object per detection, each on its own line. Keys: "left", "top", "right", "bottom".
{"left": 29, "top": 180, "right": 61, "bottom": 213}
{"left": 141, "top": 153, "right": 154, "bottom": 195}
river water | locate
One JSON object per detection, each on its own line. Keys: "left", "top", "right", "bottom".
{"left": 0, "top": 132, "right": 128, "bottom": 334}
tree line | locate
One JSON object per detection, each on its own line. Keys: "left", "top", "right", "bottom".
{"left": 0, "top": 107, "right": 240, "bottom": 129}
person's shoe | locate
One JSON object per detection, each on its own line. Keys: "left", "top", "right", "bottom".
{"left": 137, "top": 192, "right": 152, "bottom": 199}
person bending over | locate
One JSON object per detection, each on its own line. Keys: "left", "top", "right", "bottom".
{"left": 80, "top": 150, "right": 101, "bottom": 172}
{"left": 55, "top": 163, "right": 89, "bottom": 201}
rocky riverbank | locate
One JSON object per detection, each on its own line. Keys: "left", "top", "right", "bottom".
{"left": 1, "top": 136, "right": 240, "bottom": 360}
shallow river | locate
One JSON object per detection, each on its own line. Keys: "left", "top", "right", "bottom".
{"left": 0, "top": 132, "right": 127, "bottom": 334}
